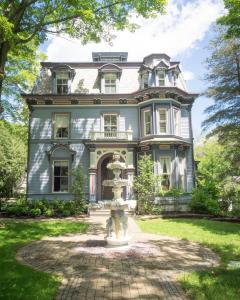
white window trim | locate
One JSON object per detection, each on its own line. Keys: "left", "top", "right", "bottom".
{"left": 53, "top": 113, "right": 70, "bottom": 139}
{"left": 52, "top": 160, "right": 69, "bottom": 193}
{"left": 143, "top": 109, "right": 151, "bottom": 136}
{"left": 157, "top": 107, "right": 169, "bottom": 135}
{"left": 101, "top": 113, "right": 119, "bottom": 132}
{"left": 56, "top": 72, "right": 69, "bottom": 94}
{"left": 141, "top": 72, "right": 149, "bottom": 89}
{"left": 159, "top": 156, "right": 172, "bottom": 188}
{"left": 173, "top": 108, "right": 181, "bottom": 136}
{"left": 104, "top": 73, "right": 117, "bottom": 94}
{"left": 157, "top": 69, "right": 165, "bottom": 87}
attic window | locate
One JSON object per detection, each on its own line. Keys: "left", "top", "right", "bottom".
{"left": 142, "top": 73, "right": 149, "bottom": 89}
{"left": 56, "top": 72, "right": 69, "bottom": 94}
{"left": 104, "top": 73, "right": 117, "bottom": 93}
{"left": 158, "top": 70, "right": 165, "bottom": 86}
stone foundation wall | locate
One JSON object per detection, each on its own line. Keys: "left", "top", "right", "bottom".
{"left": 154, "top": 194, "right": 192, "bottom": 212}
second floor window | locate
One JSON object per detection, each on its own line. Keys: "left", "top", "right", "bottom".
{"left": 105, "top": 74, "right": 116, "bottom": 93}
{"left": 54, "top": 113, "right": 69, "bottom": 139}
{"left": 103, "top": 114, "right": 117, "bottom": 136}
{"left": 158, "top": 70, "right": 165, "bottom": 86}
{"left": 173, "top": 108, "right": 180, "bottom": 135}
{"left": 159, "top": 108, "right": 168, "bottom": 134}
{"left": 56, "top": 73, "right": 69, "bottom": 94}
{"left": 143, "top": 110, "right": 151, "bottom": 135}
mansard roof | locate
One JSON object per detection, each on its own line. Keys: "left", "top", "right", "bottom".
{"left": 143, "top": 53, "right": 171, "bottom": 62}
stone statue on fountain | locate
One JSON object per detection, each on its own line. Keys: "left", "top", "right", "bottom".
{"left": 103, "top": 152, "right": 130, "bottom": 246}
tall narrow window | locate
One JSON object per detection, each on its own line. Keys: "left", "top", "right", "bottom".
{"left": 179, "top": 156, "right": 186, "bottom": 191}
{"left": 56, "top": 73, "right": 69, "bottom": 94}
{"left": 159, "top": 108, "right": 167, "bottom": 134}
{"left": 173, "top": 108, "right": 180, "bottom": 135}
{"left": 54, "top": 113, "right": 69, "bottom": 139}
{"left": 160, "top": 157, "right": 171, "bottom": 190}
{"left": 143, "top": 110, "right": 151, "bottom": 136}
{"left": 142, "top": 73, "right": 149, "bottom": 89}
{"left": 103, "top": 114, "right": 117, "bottom": 137}
{"left": 158, "top": 70, "right": 165, "bottom": 86}
{"left": 53, "top": 160, "right": 69, "bottom": 192}
{"left": 105, "top": 73, "right": 116, "bottom": 93}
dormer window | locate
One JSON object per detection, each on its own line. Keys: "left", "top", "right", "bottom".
{"left": 56, "top": 72, "right": 69, "bottom": 94}
{"left": 158, "top": 70, "right": 165, "bottom": 86}
{"left": 142, "top": 73, "right": 149, "bottom": 89}
{"left": 104, "top": 73, "right": 117, "bottom": 93}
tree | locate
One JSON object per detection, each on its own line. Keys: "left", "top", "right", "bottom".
{"left": 2, "top": 40, "right": 45, "bottom": 122}
{"left": 0, "top": 120, "right": 27, "bottom": 198}
{"left": 71, "top": 164, "right": 87, "bottom": 211}
{"left": 218, "top": 0, "right": 240, "bottom": 38}
{"left": 0, "top": 0, "right": 166, "bottom": 112}
{"left": 203, "top": 28, "right": 240, "bottom": 148}
{"left": 133, "top": 154, "right": 156, "bottom": 214}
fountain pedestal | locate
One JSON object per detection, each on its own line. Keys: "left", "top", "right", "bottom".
{"left": 103, "top": 153, "right": 130, "bottom": 246}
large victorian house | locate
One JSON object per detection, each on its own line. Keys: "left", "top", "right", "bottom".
{"left": 23, "top": 52, "right": 198, "bottom": 203}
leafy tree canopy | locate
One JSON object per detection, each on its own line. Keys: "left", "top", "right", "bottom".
{"left": 0, "top": 0, "right": 167, "bottom": 113}
{"left": 218, "top": 0, "right": 240, "bottom": 38}
{"left": 203, "top": 28, "right": 240, "bottom": 152}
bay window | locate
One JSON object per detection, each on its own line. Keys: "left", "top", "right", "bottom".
{"left": 53, "top": 160, "right": 69, "bottom": 192}
{"left": 173, "top": 108, "right": 180, "bottom": 135}
{"left": 143, "top": 110, "right": 151, "bottom": 136}
{"left": 159, "top": 157, "right": 171, "bottom": 190}
{"left": 159, "top": 108, "right": 168, "bottom": 134}
{"left": 54, "top": 113, "right": 69, "bottom": 139}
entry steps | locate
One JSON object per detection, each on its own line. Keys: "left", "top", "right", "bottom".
{"left": 89, "top": 208, "right": 135, "bottom": 216}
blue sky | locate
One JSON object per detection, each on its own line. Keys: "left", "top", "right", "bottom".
{"left": 40, "top": 0, "right": 224, "bottom": 139}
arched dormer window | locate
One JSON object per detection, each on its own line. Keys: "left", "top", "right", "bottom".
{"left": 51, "top": 65, "right": 76, "bottom": 94}
{"left": 98, "top": 63, "right": 122, "bottom": 94}
{"left": 138, "top": 64, "right": 152, "bottom": 90}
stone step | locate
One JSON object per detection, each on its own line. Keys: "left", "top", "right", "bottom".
{"left": 89, "top": 209, "right": 134, "bottom": 216}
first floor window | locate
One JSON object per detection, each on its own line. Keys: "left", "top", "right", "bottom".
{"left": 54, "top": 113, "right": 69, "bottom": 138}
{"left": 56, "top": 72, "right": 69, "bottom": 94}
{"left": 105, "top": 73, "right": 116, "bottom": 93}
{"left": 159, "top": 108, "right": 168, "bottom": 134}
{"left": 103, "top": 114, "right": 117, "bottom": 137}
{"left": 179, "top": 156, "right": 186, "bottom": 191}
{"left": 159, "top": 157, "right": 171, "bottom": 190}
{"left": 143, "top": 110, "right": 151, "bottom": 135}
{"left": 53, "top": 160, "right": 69, "bottom": 192}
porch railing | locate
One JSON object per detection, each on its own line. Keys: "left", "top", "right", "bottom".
{"left": 90, "top": 130, "right": 133, "bottom": 140}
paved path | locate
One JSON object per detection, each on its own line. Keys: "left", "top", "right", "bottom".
{"left": 17, "top": 216, "right": 219, "bottom": 300}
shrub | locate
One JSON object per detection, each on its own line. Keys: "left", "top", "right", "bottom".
{"left": 44, "top": 208, "right": 54, "bottom": 217}
{"left": 62, "top": 209, "right": 71, "bottom": 217}
{"left": 29, "top": 208, "right": 41, "bottom": 217}
{"left": 71, "top": 164, "right": 87, "bottom": 212}
{"left": 189, "top": 187, "right": 221, "bottom": 215}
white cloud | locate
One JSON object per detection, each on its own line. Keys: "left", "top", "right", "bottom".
{"left": 182, "top": 71, "right": 195, "bottom": 81}
{"left": 46, "top": 0, "right": 224, "bottom": 62}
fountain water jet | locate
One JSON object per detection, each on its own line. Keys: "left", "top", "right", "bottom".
{"left": 103, "top": 152, "right": 130, "bottom": 246}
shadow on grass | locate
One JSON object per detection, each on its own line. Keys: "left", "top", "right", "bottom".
{"left": 180, "top": 267, "right": 240, "bottom": 300}
{"left": 0, "top": 220, "right": 89, "bottom": 300}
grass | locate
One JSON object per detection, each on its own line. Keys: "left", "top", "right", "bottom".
{"left": 138, "top": 218, "right": 240, "bottom": 300}
{"left": 0, "top": 219, "right": 89, "bottom": 300}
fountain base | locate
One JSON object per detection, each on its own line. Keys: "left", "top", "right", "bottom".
{"left": 106, "top": 236, "right": 130, "bottom": 247}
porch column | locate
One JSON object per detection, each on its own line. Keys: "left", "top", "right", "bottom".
{"left": 89, "top": 168, "right": 97, "bottom": 202}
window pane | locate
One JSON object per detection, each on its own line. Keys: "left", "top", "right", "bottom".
{"left": 110, "top": 115, "right": 117, "bottom": 125}
{"left": 54, "top": 177, "right": 61, "bottom": 192}
{"left": 60, "top": 177, "right": 68, "bottom": 192}
{"left": 54, "top": 114, "right": 69, "bottom": 138}
{"left": 54, "top": 166, "right": 61, "bottom": 176}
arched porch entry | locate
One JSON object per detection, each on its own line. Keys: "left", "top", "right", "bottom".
{"left": 97, "top": 153, "right": 126, "bottom": 201}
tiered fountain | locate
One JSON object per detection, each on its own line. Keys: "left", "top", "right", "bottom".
{"left": 103, "top": 152, "right": 130, "bottom": 246}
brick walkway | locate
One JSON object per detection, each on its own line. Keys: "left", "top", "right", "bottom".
{"left": 17, "top": 216, "right": 219, "bottom": 300}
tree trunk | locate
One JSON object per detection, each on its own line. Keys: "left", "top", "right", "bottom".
{"left": 0, "top": 42, "right": 10, "bottom": 115}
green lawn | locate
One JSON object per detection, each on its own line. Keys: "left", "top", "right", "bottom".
{"left": 138, "top": 218, "right": 240, "bottom": 300}
{"left": 0, "top": 220, "right": 89, "bottom": 300}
